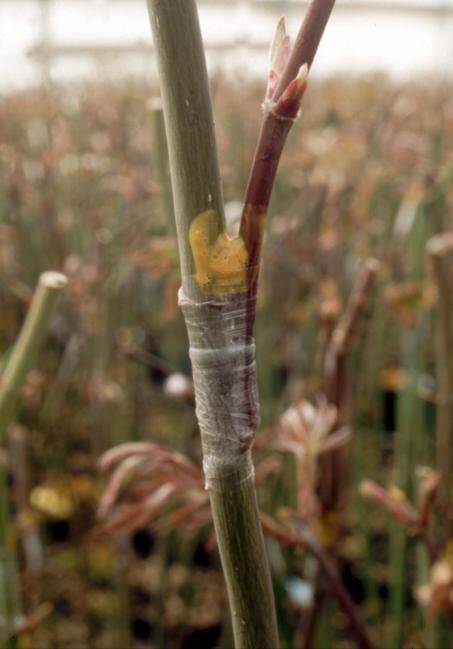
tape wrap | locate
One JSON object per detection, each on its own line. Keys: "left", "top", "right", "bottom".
{"left": 178, "top": 288, "right": 259, "bottom": 489}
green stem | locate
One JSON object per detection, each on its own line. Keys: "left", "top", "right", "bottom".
{"left": 146, "top": 0, "right": 225, "bottom": 298}
{"left": 321, "top": 258, "right": 379, "bottom": 516}
{"left": 427, "top": 232, "right": 453, "bottom": 649}
{"left": 0, "top": 271, "right": 67, "bottom": 644}
{"left": 389, "top": 327, "right": 424, "bottom": 649}
{"left": 0, "top": 473, "right": 21, "bottom": 647}
{"left": 209, "top": 468, "right": 279, "bottom": 648}
{"left": 148, "top": 97, "right": 174, "bottom": 227}
{"left": 0, "top": 272, "right": 68, "bottom": 441}
{"left": 389, "top": 523, "right": 407, "bottom": 649}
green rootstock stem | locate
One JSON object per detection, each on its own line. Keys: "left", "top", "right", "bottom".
{"left": 210, "top": 465, "right": 279, "bottom": 649}
{"left": 146, "top": 2, "right": 278, "bottom": 646}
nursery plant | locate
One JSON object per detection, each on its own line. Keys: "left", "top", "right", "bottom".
{"left": 2, "top": 4, "right": 451, "bottom": 645}
{"left": 145, "top": 0, "right": 335, "bottom": 645}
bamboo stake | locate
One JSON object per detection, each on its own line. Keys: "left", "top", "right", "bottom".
{"left": 0, "top": 271, "right": 67, "bottom": 645}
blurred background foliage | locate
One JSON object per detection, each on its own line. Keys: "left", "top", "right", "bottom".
{"left": 0, "top": 74, "right": 452, "bottom": 647}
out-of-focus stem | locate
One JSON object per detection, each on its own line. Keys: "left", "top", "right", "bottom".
{"left": 321, "top": 259, "right": 380, "bottom": 515}
{"left": 427, "top": 232, "right": 453, "bottom": 649}
{"left": 389, "top": 327, "right": 424, "bottom": 649}
{"left": 427, "top": 232, "right": 453, "bottom": 542}
{"left": 0, "top": 272, "right": 68, "bottom": 441}
{"left": 262, "top": 515, "right": 373, "bottom": 649}
{"left": 9, "top": 426, "right": 43, "bottom": 578}
{"left": 0, "top": 271, "right": 67, "bottom": 645}
{"left": 148, "top": 97, "right": 174, "bottom": 226}
{"left": 301, "top": 260, "right": 378, "bottom": 648}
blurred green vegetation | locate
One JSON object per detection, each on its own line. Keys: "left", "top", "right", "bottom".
{"left": 0, "top": 74, "right": 451, "bottom": 648}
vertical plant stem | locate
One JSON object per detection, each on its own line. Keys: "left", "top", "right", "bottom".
{"left": 389, "top": 326, "right": 424, "bottom": 649}
{"left": 0, "top": 479, "right": 21, "bottom": 649}
{"left": 322, "top": 258, "right": 379, "bottom": 515}
{"left": 427, "top": 232, "right": 453, "bottom": 649}
{"left": 427, "top": 233, "right": 453, "bottom": 542}
{"left": 0, "top": 271, "right": 67, "bottom": 645}
{"left": 148, "top": 97, "right": 174, "bottom": 226}
{"left": 387, "top": 205, "right": 429, "bottom": 649}
{"left": 112, "top": 538, "right": 132, "bottom": 649}
{"left": 0, "top": 272, "right": 68, "bottom": 440}
{"left": 146, "top": 2, "right": 278, "bottom": 646}
{"left": 149, "top": 96, "right": 180, "bottom": 648}
{"left": 304, "top": 260, "right": 378, "bottom": 648}
{"left": 9, "top": 425, "right": 44, "bottom": 627}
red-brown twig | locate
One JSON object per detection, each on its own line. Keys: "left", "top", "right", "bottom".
{"left": 324, "top": 258, "right": 380, "bottom": 413}
{"left": 261, "top": 514, "right": 373, "bottom": 649}
{"left": 302, "top": 260, "right": 379, "bottom": 648}
{"left": 274, "top": 0, "right": 337, "bottom": 100}
{"left": 320, "top": 258, "right": 380, "bottom": 515}
{"left": 360, "top": 476, "right": 441, "bottom": 564}
{"left": 239, "top": 0, "right": 336, "bottom": 285}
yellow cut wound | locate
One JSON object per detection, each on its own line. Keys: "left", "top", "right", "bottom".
{"left": 189, "top": 210, "right": 249, "bottom": 295}
{"left": 189, "top": 210, "right": 214, "bottom": 288}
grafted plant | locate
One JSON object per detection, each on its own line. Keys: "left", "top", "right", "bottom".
{"left": 145, "top": 0, "right": 335, "bottom": 645}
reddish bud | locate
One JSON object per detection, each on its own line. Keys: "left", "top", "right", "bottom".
{"left": 274, "top": 64, "right": 309, "bottom": 120}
